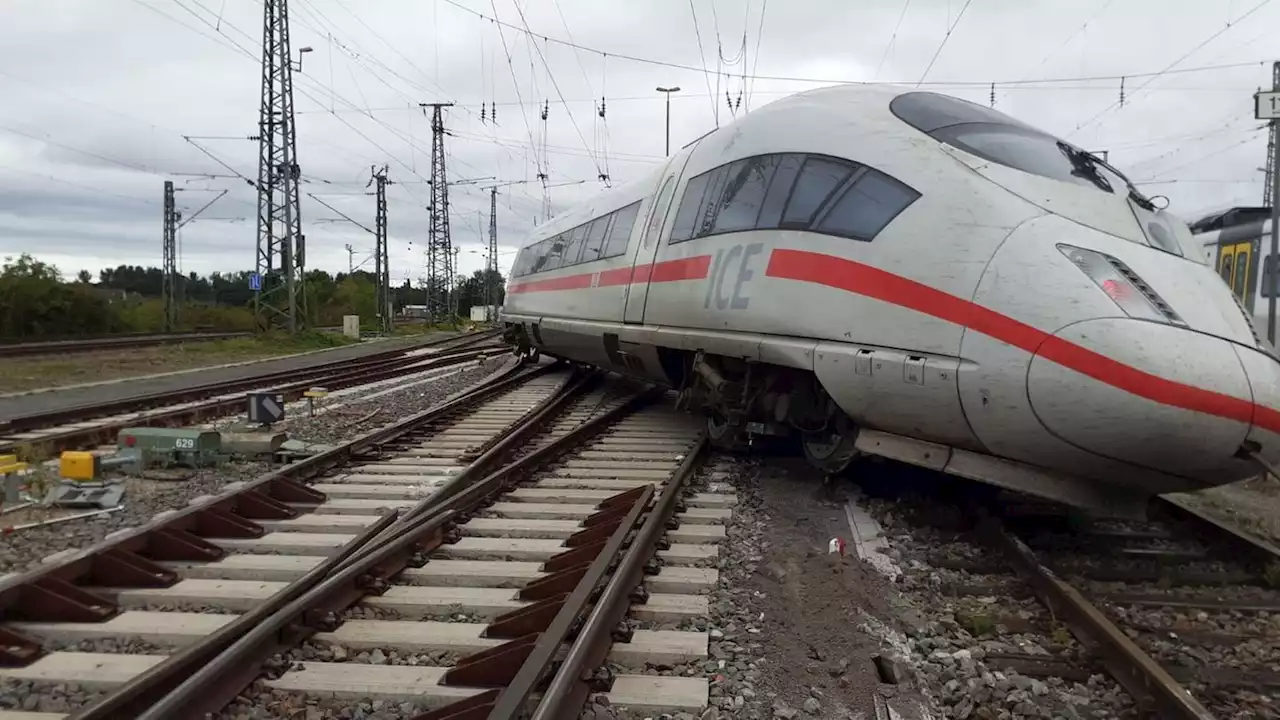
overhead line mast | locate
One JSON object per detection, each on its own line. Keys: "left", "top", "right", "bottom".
{"left": 254, "top": 0, "right": 311, "bottom": 332}
{"left": 421, "top": 102, "right": 456, "bottom": 325}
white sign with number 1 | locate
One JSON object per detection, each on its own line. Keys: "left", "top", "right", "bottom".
{"left": 1256, "top": 91, "right": 1280, "bottom": 120}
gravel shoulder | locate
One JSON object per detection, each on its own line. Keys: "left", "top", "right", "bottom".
{"left": 1171, "top": 476, "right": 1280, "bottom": 547}
{"left": 0, "top": 332, "right": 466, "bottom": 423}
{"left": 674, "top": 456, "right": 892, "bottom": 720}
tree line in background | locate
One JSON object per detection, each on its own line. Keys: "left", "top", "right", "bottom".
{"left": 0, "top": 253, "right": 506, "bottom": 340}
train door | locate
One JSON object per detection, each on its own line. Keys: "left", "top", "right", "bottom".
{"left": 622, "top": 152, "right": 695, "bottom": 324}
{"left": 1217, "top": 240, "right": 1252, "bottom": 303}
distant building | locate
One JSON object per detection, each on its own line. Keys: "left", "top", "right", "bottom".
{"left": 470, "top": 305, "right": 500, "bottom": 323}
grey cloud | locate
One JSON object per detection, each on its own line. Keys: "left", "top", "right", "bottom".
{"left": 1, "top": 0, "right": 1278, "bottom": 279}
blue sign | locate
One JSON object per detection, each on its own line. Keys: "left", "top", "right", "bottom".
{"left": 249, "top": 272, "right": 261, "bottom": 291}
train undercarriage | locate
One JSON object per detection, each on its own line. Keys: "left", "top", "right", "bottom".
{"left": 671, "top": 351, "right": 861, "bottom": 474}
{"left": 505, "top": 323, "right": 860, "bottom": 475}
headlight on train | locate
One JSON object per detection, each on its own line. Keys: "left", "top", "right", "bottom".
{"left": 1057, "top": 244, "right": 1186, "bottom": 326}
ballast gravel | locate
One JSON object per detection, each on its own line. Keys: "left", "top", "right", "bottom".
{"left": 851, "top": 462, "right": 1142, "bottom": 720}
{"left": 0, "top": 460, "right": 271, "bottom": 575}
{"left": 279, "top": 356, "right": 507, "bottom": 446}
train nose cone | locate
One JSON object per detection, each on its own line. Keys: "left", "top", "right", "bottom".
{"left": 1026, "top": 317, "right": 1255, "bottom": 487}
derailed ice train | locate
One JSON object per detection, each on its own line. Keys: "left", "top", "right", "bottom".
{"left": 499, "top": 84, "right": 1280, "bottom": 515}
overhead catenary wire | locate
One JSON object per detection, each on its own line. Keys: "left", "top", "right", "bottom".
{"left": 874, "top": 0, "right": 912, "bottom": 82}
{"left": 508, "top": 0, "right": 606, "bottom": 182}
{"left": 1068, "top": 0, "right": 1274, "bottom": 137}
{"left": 743, "top": 0, "right": 768, "bottom": 111}
{"left": 687, "top": 0, "right": 717, "bottom": 120}
{"left": 916, "top": 0, "right": 974, "bottom": 87}
{"left": 436, "top": 0, "right": 1274, "bottom": 90}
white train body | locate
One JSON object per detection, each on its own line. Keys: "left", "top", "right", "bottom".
{"left": 502, "top": 84, "right": 1280, "bottom": 513}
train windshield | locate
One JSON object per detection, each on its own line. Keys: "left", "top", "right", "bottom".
{"left": 892, "top": 91, "right": 1177, "bottom": 255}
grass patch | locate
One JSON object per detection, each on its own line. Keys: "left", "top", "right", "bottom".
{"left": 0, "top": 331, "right": 359, "bottom": 393}
{"left": 955, "top": 609, "right": 996, "bottom": 637}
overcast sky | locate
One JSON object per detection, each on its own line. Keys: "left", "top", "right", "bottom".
{"left": 1, "top": 0, "right": 1277, "bottom": 284}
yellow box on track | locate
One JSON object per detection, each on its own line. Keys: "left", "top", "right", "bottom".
{"left": 0, "top": 453, "right": 26, "bottom": 475}
{"left": 59, "top": 451, "right": 99, "bottom": 482}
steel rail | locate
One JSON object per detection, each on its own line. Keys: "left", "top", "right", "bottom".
{"left": 1, "top": 328, "right": 501, "bottom": 434}
{"left": 149, "top": 379, "right": 663, "bottom": 720}
{"left": 0, "top": 359, "right": 554, "bottom": 641}
{"left": 0, "top": 345, "right": 507, "bottom": 460}
{"left": 977, "top": 512, "right": 1216, "bottom": 720}
{"left": 408, "top": 384, "right": 669, "bottom": 720}
{"left": 331, "top": 367, "right": 604, "bottom": 573}
{"left": 70, "top": 511, "right": 400, "bottom": 720}
{"left": 0, "top": 331, "right": 253, "bottom": 358}
{"left": 521, "top": 436, "right": 709, "bottom": 720}
{"left": 133, "top": 365, "right": 599, "bottom": 720}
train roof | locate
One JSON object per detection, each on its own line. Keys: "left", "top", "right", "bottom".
{"left": 1188, "top": 205, "right": 1272, "bottom": 235}
{"left": 517, "top": 173, "right": 660, "bottom": 250}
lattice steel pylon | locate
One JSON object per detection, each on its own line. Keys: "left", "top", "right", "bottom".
{"left": 254, "top": 0, "right": 307, "bottom": 332}
{"left": 162, "top": 180, "right": 179, "bottom": 332}
{"left": 1265, "top": 62, "right": 1280, "bottom": 206}
{"left": 371, "top": 164, "right": 392, "bottom": 334}
{"left": 486, "top": 187, "right": 499, "bottom": 322}
{"left": 423, "top": 102, "right": 455, "bottom": 325}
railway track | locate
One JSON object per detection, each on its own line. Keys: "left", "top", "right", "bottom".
{"left": 0, "top": 359, "right": 733, "bottom": 719}
{"left": 0, "top": 332, "right": 255, "bottom": 359}
{"left": 984, "top": 496, "right": 1280, "bottom": 719}
{"left": 858, "top": 467, "right": 1280, "bottom": 720}
{"left": 0, "top": 329, "right": 504, "bottom": 460}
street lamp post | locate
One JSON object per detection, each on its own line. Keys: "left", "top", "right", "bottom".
{"left": 656, "top": 86, "right": 681, "bottom": 156}
{"left": 294, "top": 46, "right": 313, "bottom": 73}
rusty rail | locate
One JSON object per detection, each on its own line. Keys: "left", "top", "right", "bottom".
{"left": 0, "top": 358, "right": 559, "bottom": 719}
{"left": 145, "top": 380, "right": 664, "bottom": 720}
{"left": 1, "top": 342, "right": 505, "bottom": 460}
{"left": 2, "top": 328, "right": 501, "bottom": 435}
{"left": 411, "top": 387, "right": 681, "bottom": 720}
{"left": 0, "top": 331, "right": 254, "bottom": 358}
{"left": 122, "top": 362, "right": 587, "bottom": 720}
{"left": 530, "top": 437, "right": 709, "bottom": 719}
{"left": 977, "top": 513, "right": 1216, "bottom": 720}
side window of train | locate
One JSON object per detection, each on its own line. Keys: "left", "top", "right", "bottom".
{"left": 782, "top": 157, "right": 855, "bottom": 228}
{"left": 756, "top": 154, "right": 804, "bottom": 228}
{"left": 563, "top": 224, "right": 589, "bottom": 267}
{"left": 581, "top": 215, "right": 612, "bottom": 263}
{"left": 814, "top": 169, "right": 921, "bottom": 240}
{"left": 667, "top": 151, "right": 918, "bottom": 245}
{"left": 714, "top": 155, "right": 780, "bottom": 233}
{"left": 643, "top": 177, "right": 677, "bottom": 247}
{"left": 1235, "top": 251, "right": 1250, "bottom": 298}
{"left": 543, "top": 235, "right": 567, "bottom": 271}
{"left": 1265, "top": 256, "right": 1275, "bottom": 298}
{"left": 604, "top": 202, "right": 641, "bottom": 257}
{"left": 530, "top": 239, "right": 552, "bottom": 274}
{"left": 671, "top": 173, "right": 713, "bottom": 242}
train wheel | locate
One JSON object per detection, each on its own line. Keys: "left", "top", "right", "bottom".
{"left": 705, "top": 411, "right": 747, "bottom": 451}
{"left": 801, "top": 418, "right": 858, "bottom": 474}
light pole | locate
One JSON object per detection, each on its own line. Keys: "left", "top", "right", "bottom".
{"left": 293, "top": 46, "right": 313, "bottom": 73}
{"left": 657, "top": 86, "right": 681, "bottom": 156}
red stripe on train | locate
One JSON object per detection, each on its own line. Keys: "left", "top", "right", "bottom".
{"left": 503, "top": 246, "right": 1278, "bottom": 434}
{"left": 507, "top": 255, "right": 712, "bottom": 294}
{"left": 765, "top": 248, "right": 1278, "bottom": 434}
